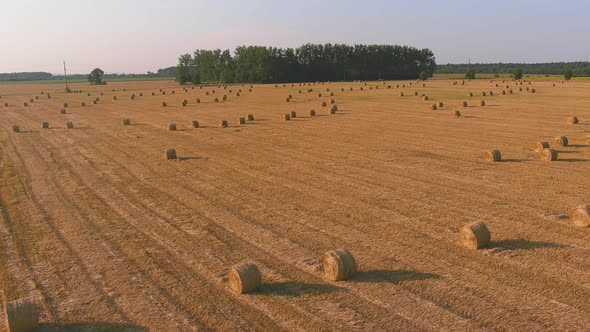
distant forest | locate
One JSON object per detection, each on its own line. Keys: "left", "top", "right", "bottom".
{"left": 175, "top": 44, "right": 437, "bottom": 84}
{"left": 0, "top": 67, "right": 176, "bottom": 82}
{"left": 436, "top": 62, "right": 590, "bottom": 76}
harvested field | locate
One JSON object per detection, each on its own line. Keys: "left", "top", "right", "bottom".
{"left": 0, "top": 79, "right": 589, "bottom": 331}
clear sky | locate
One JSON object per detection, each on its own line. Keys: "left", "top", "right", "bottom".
{"left": 2, "top": 0, "right": 589, "bottom": 74}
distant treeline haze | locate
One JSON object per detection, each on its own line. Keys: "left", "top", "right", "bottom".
{"left": 436, "top": 62, "right": 590, "bottom": 76}
{"left": 175, "top": 44, "right": 437, "bottom": 84}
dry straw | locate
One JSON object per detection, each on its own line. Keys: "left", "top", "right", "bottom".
{"left": 322, "top": 249, "right": 356, "bottom": 281}
{"left": 4, "top": 298, "right": 39, "bottom": 332}
{"left": 534, "top": 142, "right": 549, "bottom": 153}
{"left": 484, "top": 150, "right": 501, "bottom": 162}
{"left": 540, "top": 148, "right": 558, "bottom": 161}
{"left": 554, "top": 136, "right": 568, "bottom": 147}
{"left": 165, "top": 148, "right": 177, "bottom": 160}
{"left": 570, "top": 205, "right": 590, "bottom": 227}
{"left": 459, "top": 222, "right": 491, "bottom": 250}
{"left": 228, "top": 262, "right": 262, "bottom": 294}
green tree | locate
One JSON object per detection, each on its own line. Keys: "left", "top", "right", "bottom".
{"left": 87, "top": 68, "right": 105, "bottom": 85}
{"left": 512, "top": 68, "right": 523, "bottom": 80}
{"left": 465, "top": 69, "right": 476, "bottom": 80}
{"left": 418, "top": 71, "right": 428, "bottom": 81}
{"left": 564, "top": 68, "right": 573, "bottom": 80}
{"left": 176, "top": 54, "right": 192, "bottom": 85}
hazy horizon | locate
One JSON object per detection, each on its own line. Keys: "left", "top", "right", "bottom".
{"left": 3, "top": 0, "right": 590, "bottom": 75}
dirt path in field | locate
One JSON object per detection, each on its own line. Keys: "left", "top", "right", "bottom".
{"left": 0, "top": 79, "right": 589, "bottom": 331}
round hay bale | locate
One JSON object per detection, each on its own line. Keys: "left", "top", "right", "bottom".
{"left": 399, "top": 92, "right": 404, "bottom": 97}
{"left": 413, "top": 91, "right": 418, "bottom": 96}
{"left": 131, "top": 95, "right": 135, "bottom": 100}
{"left": 223, "top": 95, "right": 227, "bottom": 101}
{"left": 139, "top": 93, "right": 143, "bottom": 97}
{"left": 423, "top": 96, "right": 429, "bottom": 101}
{"left": 236, "top": 92, "right": 240, "bottom": 97}
{"left": 165, "top": 148, "right": 177, "bottom": 160}
{"left": 568, "top": 116, "right": 579, "bottom": 125}
{"left": 321, "top": 101, "right": 327, "bottom": 107}
{"left": 182, "top": 100, "right": 187, "bottom": 107}
{"left": 330, "top": 92, "right": 334, "bottom": 96}
{"left": 501, "top": 90, "right": 506, "bottom": 95}
{"left": 282, "top": 113, "right": 291, "bottom": 121}
{"left": 331, "top": 105, "right": 338, "bottom": 112}
{"left": 162, "top": 101, "right": 167, "bottom": 107}
{"left": 570, "top": 205, "right": 590, "bottom": 228}
{"left": 540, "top": 148, "right": 558, "bottom": 161}
{"left": 214, "top": 97, "right": 219, "bottom": 103}
{"left": 205, "top": 92, "right": 209, "bottom": 95}
{"left": 309, "top": 109, "right": 316, "bottom": 117}
{"left": 317, "top": 93, "right": 322, "bottom": 97}
{"left": 468, "top": 92, "right": 473, "bottom": 97}
{"left": 586, "top": 135, "right": 590, "bottom": 144}
{"left": 508, "top": 89, "right": 513, "bottom": 94}
{"left": 554, "top": 136, "right": 568, "bottom": 147}
{"left": 285, "top": 97, "right": 290, "bottom": 103}
{"left": 4, "top": 102, "right": 8, "bottom": 107}
{"left": 531, "top": 88, "right": 536, "bottom": 93}
{"left": 246, "top": 114, "right": 254, "bottom": 121}
{"left": 80, "top": 102, "right": 86, "bottom": 107}
{"left": 12, "top": 125, "right": 20, "bottom": 133}
{"left": 454, "top": 110, "right": 461, "bottom": 117}
{"left": 66, "top": 121, "right": 74, "bottom": 129}
{"left": 290, "top": 111, "right": 297, "bottom": 118}
{"left": 172, "top": 90, "right": 175, "bottom": 94}
{"left": 482, "top": 91, "right": 487, "bottom": 96}
{"left": 41, "top": 122, "right": 49, "bottom": 129}
{"left": 123, "top": 119, "right": 131, "bottom": 126}
{"left": 92, "top": 100, "right": 97, "bottom": 105}
{"left": 238, "top": 117, "right": 246, "bottom": 125}
{"left": 534, "top": 142, "right": 549, "bottom": 152}
{"left": 350, "top": 87, "right": 354, "bottom": 91}
{"left": 480, "top": 100, "right": 486, "bottom": 106}
{"left": 168, "top": 123, "right": 177, "bottom": 131}
{"left": 23, "top": 102, "right": 28, "bottom": 107}
{"left": 322, "top": 249, "right": 356, "bottom": 281}
{"left": 219, "top": 120, "right": 228, "bottom": 128}
{"left": 47, "top": 94, "right": 51, "bottom": 99}
{"left": 60, "top": 108, "right": 66, "bottom": 114}
{"left": 431, "top": 104, "right": 437, "bottom": 111}
{"left": 459, "top": 222, "right": 491, "bottom": 250}
{"left": 191, "top": 120, "right": 199, "bottom": 128}
{"left": 228, "top": 262, "right": 262, "bottom": 294}
{"left": 329, "top": 98, "right": 335, "bottom": 104}
{"left": 196, "top": 98, "right": 201, "bottom": 103}
{"left": 462, "top": 101, "right": 468, "bottom": 107}
{"left": 152, "top": 92, "right": 156, "bottom": 96}
{"left": 113, "top": 96, "right": 118, "bottom": 100}
{"left": 4, "top": 298, "right": 39, "bottom": 332}
{"left": 484, "top": 150, "right": 501, "bottom": 162}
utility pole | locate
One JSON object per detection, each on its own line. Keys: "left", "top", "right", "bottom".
{"left": 63, "top": 60, "right": 69, "bottom": 92}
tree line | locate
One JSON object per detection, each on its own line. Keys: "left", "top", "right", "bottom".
{"left": 436, "top": 62, "right": 590, "bottom": 76}
{"left": 175, "top": 44, "right": 436, "bottom": 84}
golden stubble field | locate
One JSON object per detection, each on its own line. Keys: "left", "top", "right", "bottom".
{"left": 0, "top": 78, "right": 589, "bottom": 331}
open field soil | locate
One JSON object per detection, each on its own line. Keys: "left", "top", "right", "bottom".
{"left": 0, "top": 79, "right": 589, "bottom": 331}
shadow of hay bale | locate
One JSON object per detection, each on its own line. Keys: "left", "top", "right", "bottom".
{"left": 350, "top": 270, "right": 440, "bottom": 284}
{"left": 37, "top": 322, "right": 148, "bottom": 331}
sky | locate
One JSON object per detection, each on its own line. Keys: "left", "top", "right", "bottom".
{"left": 1, "top": 0, "right": 589, "bottom": 74}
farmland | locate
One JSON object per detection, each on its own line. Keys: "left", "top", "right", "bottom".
{"left": 1, "top": 78, "right": 589, "bottom": 331}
